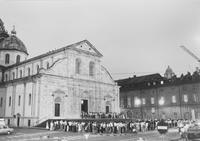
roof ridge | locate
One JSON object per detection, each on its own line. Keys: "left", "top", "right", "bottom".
{"left": 6, "top": 39, "right": 100, "bottom": 69}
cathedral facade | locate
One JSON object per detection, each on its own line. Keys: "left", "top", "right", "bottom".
{"left": 0, "top": 19, "right": 120, "bottom": 127}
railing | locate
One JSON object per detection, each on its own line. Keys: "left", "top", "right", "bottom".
{"left": 34, "top": 114, "right": 52, "bottom": 126}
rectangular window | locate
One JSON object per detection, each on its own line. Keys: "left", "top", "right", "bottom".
{"left": 151, "top": 107, "right": 155, "bottom": 113}
{"left": 142, "top": 98, "right": 146, "bottom": 105}
{"left": 9, "top": 97, "right": 11, "bottom": 107}
{"left": 0, "top": 97, "right": 3, "bottom": 107}
{"left": 172, "top": 95, "right": 176, "bottom": 103}
{"left": 7, "top": 119, "right": 10, "bottom": 126}
{"left": 183, "top": 94, "right": 188, "bottom": 103}
{"left": 29, "top": 94, "right": 31, "bottom": 106}
{"left": 18, "top": 95, "right": 21, "bottom": 106}
{"left": 28, "top": 120, "right": 31, "bottom": 127}
{"left": 120, "top": 98, "right": 124, "bottom": 108}
{"left": 20, "top": 70, "right": 22, "bottom": 78}
{"left": 151, "top": 97, "right": 155, "bottom": 104}
{"left": 127, "top": 96, "right": 131, "bottom": 108}
{"left": 134, "top": 97, "right": 141, "bottom": 107}
{"left": 194, "top": 94, "right": 198, "bottom": 102}
{"left": 12, "top": 72, "right": 15, "bottom": 80}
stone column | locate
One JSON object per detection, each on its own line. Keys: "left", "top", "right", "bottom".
{"left": 22, "top": 82, "right": 26, "bottom": 126}
{"left": 11, "top": 84, "right": 16, "bottom": 126}
{"left": 31, "top": 81, "right": 36, "bottom": 117}
{"left": 11, "top": 84, "right": 16, "bottom": 116}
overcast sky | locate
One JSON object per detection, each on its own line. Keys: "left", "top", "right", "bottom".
{"left": 1, "top": 0, "right": 200, "bottom": 80}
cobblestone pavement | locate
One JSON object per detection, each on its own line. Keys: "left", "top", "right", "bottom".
{"left": 0, "top": 128, "right": 182, "bottom": 141}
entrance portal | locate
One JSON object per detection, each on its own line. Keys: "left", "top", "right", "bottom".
{"left": 81, "top": 99, "right": 88, "bottom": 113}
{"left": 106, "top": 106, "right": 110, "bottom": 114}
{"left": 17, "top": 117, "right": 20, "bottom": 127}
{"left": 55, "top": 103, "right": 60, "bottom": 117}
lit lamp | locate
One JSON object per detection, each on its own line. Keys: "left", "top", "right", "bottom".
{"left": 159, "top": 97, "right": 164, "bottom": 105}
{"left": 135, "top": 98, "right": 141, "bottom": 107}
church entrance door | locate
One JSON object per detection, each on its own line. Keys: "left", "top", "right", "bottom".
{"left": 81, "top": 99, "right": 88, "bottom": 113}
{"left": 55, "top": 103, "right": 60, "bottom": 117}
{"left": 17, "top": 117, "right": 20, "bottom": 127}
{"left": 106, "top": 106, "right": 110, "bottom": 114}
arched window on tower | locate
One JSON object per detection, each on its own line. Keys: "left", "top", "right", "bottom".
{"left": 16, "top": 55, "right": 20, "bottom": 64}
{"left": 9, "top": 96, "right": 11, "bottom": 107}
{"left": 20, "top": 70, "right": 22, "bottom": 78}
{"left": 5, "top": 54, "right": 10, "bottom": 64}
{"left": 12, "top": 72, "right": 15, "bottom": 80}
{"left": 5, "top": 74, "right": 8, "bottom": 81}
{"left": 0, "top": 97, "right": 3, "bottom": 107}
{"left": 27, "top": 67, "right": 31, "bottom": 76}
{"left": 46, "top": 62, "right": 49, "bottom": 69}
{"left": 75, "top": 58, "right": 81, "bottom": 74}
{"left": 37, "top": 65, "right": 40, "bottom": 73}
{"left": 29, "top": 94, "right": 31, "bottom": 105}
{"left": 89, "top": 61, "right": 95, "bottom": 76}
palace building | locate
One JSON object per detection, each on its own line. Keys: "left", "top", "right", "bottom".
{"left": 0, "top": 19, "right": 120, "bottom": 127}
{"left": 117, "top": 66, "right": 200, "bottom": 120}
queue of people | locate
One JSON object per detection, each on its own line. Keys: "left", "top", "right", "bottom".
{"left": 81, "top": 112, "right": 124, "bottom": 119}
{"left": 46, "top": 118, "right": 179, "bottom": 134}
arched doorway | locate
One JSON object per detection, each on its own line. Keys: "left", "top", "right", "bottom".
{"left": 54, "top": 97, "right": 62, "bottom": 117}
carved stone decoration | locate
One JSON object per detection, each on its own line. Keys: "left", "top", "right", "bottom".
{"left": 53, "top": 89, "right": 65, "bottom": 95}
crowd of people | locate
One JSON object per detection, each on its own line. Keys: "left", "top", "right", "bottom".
{"left": 81, "top": 112, "right": 125, "bottom": 119}
{"left": 46, "top": 118, "right": 180, "bottom": 134}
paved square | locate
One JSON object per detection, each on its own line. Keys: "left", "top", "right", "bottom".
{"left": 0, "top": 128, "right": 181, "bottom": 141}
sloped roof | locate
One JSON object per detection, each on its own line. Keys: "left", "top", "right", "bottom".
{"left": 117, "top": 73, "right": 163, "bottom": 86}
{"left": 7, "top": 39, "right": 102, "bottom": 69}
{"left": 116, "top": 72, "right": 200, "bottom": 92}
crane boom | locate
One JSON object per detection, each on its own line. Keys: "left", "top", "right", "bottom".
{"left": 180, "top": 45, "right": 200, "bottom": 62}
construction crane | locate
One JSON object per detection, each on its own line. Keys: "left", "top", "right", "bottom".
{"left": 180, "top": 45, "right": 200, "bottom": 71}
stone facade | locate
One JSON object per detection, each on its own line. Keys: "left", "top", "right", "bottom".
{"left": 0, "top": 19, "right": 119, "bottom": 127}
{"left": 117, "top": 71, "right": 200, "bottom": 120}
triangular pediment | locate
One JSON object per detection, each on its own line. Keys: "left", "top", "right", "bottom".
{"left": 69, "top": 40, "right": 103, "bottom": 57}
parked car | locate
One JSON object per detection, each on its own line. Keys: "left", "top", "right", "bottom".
{"left": 0, "top": 119, "right": 14, "bottom": 135}
{"left": 0, "top": 125, "right": 14, "bottom": 135}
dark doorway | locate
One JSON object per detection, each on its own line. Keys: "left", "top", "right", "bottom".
{"left": 17, "top": 117, "right": 20, "bottom": 127}
{"left": 55, "top": 103, "right": 60, "bottom": 117}
{"left": 81, "top": 99, "right": 88, "bottom": 113}
{"left": 28, "top": 120, "right": 31, "bottom": 127}
{"left": 106, "top": 106, "right": 110, "bottom": 114}
{"left": 7, "top": 119, "right": 10, "bottom": 126}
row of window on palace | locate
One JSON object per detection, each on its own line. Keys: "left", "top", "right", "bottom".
{"left": 4, "top": 58, "right": 95, "bottom": 81}
{"left": 120, "top": 94, "right": 198, "bottom": 108}
{"left": 0, "top": 94, "right": 32, "bottom": 108}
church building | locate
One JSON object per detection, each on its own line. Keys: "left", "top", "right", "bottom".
{"left": 0, "top": 19, "right": 120, "bottom": 127}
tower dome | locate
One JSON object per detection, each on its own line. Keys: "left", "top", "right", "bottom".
{"left": 0, "top": 33, "right": 28, "bottom": 55}
{"left": 0, "top": 18, "right": 28, "bottom": 66}
{"left": 0, "top": 19, "right": 28, "bottom": 55}
{"left": 164, "top": 65, "right": 175, "bottom": 79}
